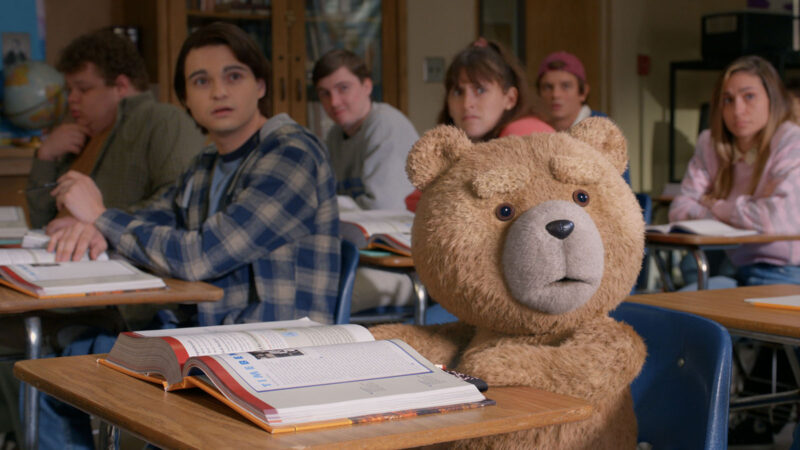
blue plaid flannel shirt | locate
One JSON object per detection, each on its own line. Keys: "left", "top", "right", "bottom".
{"left": 95, "top": 114, "right": 341, "bottom": 326}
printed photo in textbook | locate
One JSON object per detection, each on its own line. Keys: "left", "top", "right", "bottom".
{"left": 100, "top": 318, "right": 491, "bottom": 433}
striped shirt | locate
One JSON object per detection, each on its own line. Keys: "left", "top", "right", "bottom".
{"left": 669, "top": 121, "right": 800, "bottom": 266}
{"left": 96, "top": 114, "right": 341, "bottom": 325}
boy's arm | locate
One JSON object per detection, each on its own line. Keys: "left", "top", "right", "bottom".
{"left": 95, "top": 138, "right": 329, "bottom": 281}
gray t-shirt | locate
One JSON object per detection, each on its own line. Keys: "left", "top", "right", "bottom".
{"left": 325, "top": 102, "right": 418, "bottom": 210}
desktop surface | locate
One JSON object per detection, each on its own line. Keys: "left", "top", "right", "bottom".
{"left": 15, "top": 354, "right": 593, "bottom": 449}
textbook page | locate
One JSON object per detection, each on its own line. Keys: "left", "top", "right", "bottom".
{"left": 0, "top": 248, "right": 108, "bottom": 265}
{"left": 646, "top": 219, "right": 757, "bottom": 237}
{"left": 187, "top": 339, "right": 485, "bottom": 426}
{"left": 155, "top": 324, "right": 374, "bottom": 358}
{"left": 130, "top": 318, "right": 375, "bottom": 357}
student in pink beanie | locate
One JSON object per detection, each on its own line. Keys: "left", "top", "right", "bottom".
{"left": 536, "top": 50, "right": 607, "bottom": 131}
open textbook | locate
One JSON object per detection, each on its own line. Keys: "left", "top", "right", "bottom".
{"left": 646, "top": 219, "right": 757, "bottom": 237}
{"left": 339, "top": 210, "right": 413, "bottom": 256}
{"left": 0, "top": 206, "right": 28, "bottom": 241}
{"left": 0, "top": 259, "right": 165, "bottom": 298}
{"left": 100, "top": 318, "right": 490, "bottom": 433}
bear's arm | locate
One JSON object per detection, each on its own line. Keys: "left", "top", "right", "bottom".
{"left": 369, "top": 322, "right": 476, "bottom": 368}
{"left": 455, "top": 317, "right": 646, "bottom": 402}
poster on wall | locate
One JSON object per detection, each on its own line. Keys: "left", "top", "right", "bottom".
{"left": 2, "top": 32, "right": 30, "bottom": 68}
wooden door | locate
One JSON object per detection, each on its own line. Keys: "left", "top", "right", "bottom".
{"left": 524, "top": 0, "right": 607, "bottom": 112}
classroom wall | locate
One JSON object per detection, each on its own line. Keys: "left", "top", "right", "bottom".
{"left": 405, "top": 0, "right": 477, "bottom": 135}
{"left": 607, "top": 0, "right": 755, "bottom": 194}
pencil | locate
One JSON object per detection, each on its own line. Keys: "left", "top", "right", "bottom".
{"left": 18, "top": 182, "right": 58, "bottom": 194}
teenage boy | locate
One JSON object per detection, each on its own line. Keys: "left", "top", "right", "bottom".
{"left": 52, "top": 22, "right": 340, "bottom": 327}
{"left": 27, "top": 29, "right": 205, "bottom": 229}
{"left": 313, "top": 49, "right": 417, "bottom": 210}
{"left": 535, "top": 51, "right": 607, "bottom": 132}
{"left": 536, "top": 51, "right": 630, "bottom": 185}
{"left": 39, "top": 21, "right": 341, "bottom": 450}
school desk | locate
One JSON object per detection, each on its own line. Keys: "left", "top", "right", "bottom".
{"left": 357, "top": 251, "right": 428, "bottom": 325}
{"left": 626, "top": 284, "right": 800, "bottom": 410}
{"left": 645, "top": 232, "right": 800, "bottom": 290}
{"left": 14, "top": 354, "right": 593, "bottom": 449}
{"left": 0, "top": 279, "right": 223, "bottom": 450}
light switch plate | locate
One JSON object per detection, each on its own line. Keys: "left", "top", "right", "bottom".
{"left": 423, "top": 57, "right": 445, "bottom": 83}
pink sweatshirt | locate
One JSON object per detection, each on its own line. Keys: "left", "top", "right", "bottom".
{"left": 498, "top": 115, "right": 554, "bottom": 136}
{"left": 669, "top": 121, "right": 800, "bottom": 266}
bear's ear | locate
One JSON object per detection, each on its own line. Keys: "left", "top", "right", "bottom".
{"left": 406, "top": 125, "right": 472, "bottom": 190}
{"left": 567, "top": 117, "right": 628, "bottom": 175}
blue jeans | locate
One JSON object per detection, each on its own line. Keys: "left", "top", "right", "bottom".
{"left": 33, "top": 310, "right": 183, "bottom": 450}
{"left": 36, "top": 330, "right": 117, "bottom": 450}
{"left": 736, "top": 263, "right": 800, "bottom": 286}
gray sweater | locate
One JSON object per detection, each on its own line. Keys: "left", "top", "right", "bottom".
{"left": 325, "top": 102, "right": 418, "bottom": 210}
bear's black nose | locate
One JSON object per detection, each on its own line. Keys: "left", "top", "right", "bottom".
{"left": 546, "top": 220, "right": 574, "bottom": 240}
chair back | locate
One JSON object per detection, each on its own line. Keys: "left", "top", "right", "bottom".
{"left": 335, "top": 240, "right": 359, "bottom": 324}
{"left": 634, "top": 192, "right": 653, "bottom": 292}
{"left": 636, "top": 192, "right": 653, "bottom": 225}
{"left": 610, "top": 302, "right": 731, "bottom": 450}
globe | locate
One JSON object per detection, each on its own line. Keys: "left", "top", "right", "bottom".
{"left": 3, "top": 61, "right": 67, "bottom": 130}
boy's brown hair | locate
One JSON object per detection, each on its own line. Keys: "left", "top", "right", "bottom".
{"left": 174, "top": 22, "right": 272, "bottom": 116}
{"left": 57, "top": 29, "right": 149, "bottom": 91}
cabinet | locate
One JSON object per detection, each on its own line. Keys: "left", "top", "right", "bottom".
{"left": 120, "top": 0, "right": 406, "bottom": 130}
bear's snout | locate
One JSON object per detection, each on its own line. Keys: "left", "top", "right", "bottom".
{"left": 501, "top": 200, "right": 604, "bottom": 315}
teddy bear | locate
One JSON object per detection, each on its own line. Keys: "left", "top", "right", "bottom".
{"left": 369, "top": 117, "right": 647, "bottom": 449}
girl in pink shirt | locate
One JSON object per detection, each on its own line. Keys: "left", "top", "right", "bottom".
{"left": 670, "top": 55, "right": 800, "bottom": 286}
{"left": 406, "top": 38, "right": 553, "bottom": 212}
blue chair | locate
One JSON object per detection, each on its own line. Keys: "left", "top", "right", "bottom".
{"left": 334, "top": 240, "right": 359, "bottom": 324}
{"left": 611, "top": 302, "right": 732, "bottom": 450}
{"left": 634, "top": 192, "right": 653, "bottom": 292}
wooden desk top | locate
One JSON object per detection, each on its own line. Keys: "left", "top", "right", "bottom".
{"left": 15, "top": 354, "right": 592, "bottom": 449}
{"left": 627, "top": 284, "right": 800, "bottom": 339}
{"left": 359, "top": 253, "right": 414, "bottom": 268}
{"left": 0, "top": 278, "right": 223, "bottom": 314}
{"left": 645, "top": 232, "right": 800, "bottom": 247}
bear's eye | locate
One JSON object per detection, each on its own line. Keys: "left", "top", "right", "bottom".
{"left": 572, "top": 189, "right": 590, "bottom": 207}
{"left": 495, "top": 203, "right": 515, "bottom": 221}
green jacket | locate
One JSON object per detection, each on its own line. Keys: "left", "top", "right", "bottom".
{"left": 27, "top": 92, "right": 206, "bottom": 228}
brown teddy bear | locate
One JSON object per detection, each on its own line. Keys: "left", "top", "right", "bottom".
{"left": 369, "top": 117, "right": 647, "bottom": 449}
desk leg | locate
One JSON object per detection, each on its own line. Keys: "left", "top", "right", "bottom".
{"left": 690, "top": 249, "right": 709, "bottom": 290}
{"left": 97, "top": 420, "right": 119, "bottom": 450}
{"left": 23, "top": 316, "right": 41, "bottom": 450}
{"left": 651, "top": 250, "right": 675, "bottom": 292}
{"left": 785, "top": 344, "right": 800, "bottom": 388}
{"left": 410, "top": 272, "right": 427, "bottom": 325}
